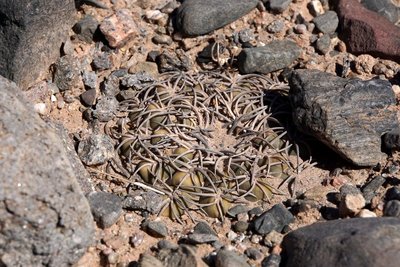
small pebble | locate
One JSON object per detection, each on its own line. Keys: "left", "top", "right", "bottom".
{"left": 315, "top": 34, "right": 331, "bottom": 54}
{"left": 130, "top": 233, "right": 145, "bottom": 248}
{"left": 227, "top": 230, "right": 238, "bottom": 241}
{"left": 384, "top": 200, "right": 400, "bottom": 217}
{"left": 263, "top": 230, "right": 284, "bottom": 248}
{"left": 107, "top": 252, "right": 119, "bottom": 264}
{"left": 80, "top": 88, "right": 97, "bottom": 106}
{"left": 294, "top": 24, "right": 307, "bottom": 34}
{"left": 266, "top": 20, "right": 285, "bottom": 33}
{"left": 152, "top": 34, "right": 173, "bottom": 45}
{"left": 245, "top": 247, "right": 263, "bottom": 260}
{"left": 308, "top": 0, "right": 325, "bottom": 16}
{"left": 33, "top": 103, "right": 47, "bottom": 115}
{"left": 232, "top": 221, "right": 249, "bottom": 233}
{"left": 386, "top": 186, "right": 400, "bottom": 201}
{"left": 357, "top": 209, "right": 377, "bottom": 218}
{"left": 313, "top": 10, "right": 339, "bottom": 34}
{"left": 87, "top": 191, "right": 123, "bottom": 229}
{"left": 157, "top": 239, "right": 179, "bottom": 250}
{"left": 143, "top": 220, "right": 168, "bottom": 238}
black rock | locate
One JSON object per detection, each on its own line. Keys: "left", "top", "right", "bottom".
{"left": 252, "top": 203, "right": 295, "bottom": 235}
{"left": 143, "top": 221, "right": 168, "bottom": 238}
{"left": 157, "top": 244, "right": 205, "bottom": 267}
{"left": 176, "top": 0, "right": 258, "bottom": 36}
{"left": 386, "top": 186, "right": 400, "bottom": 201}
{"left": 267, "top": 0, "right": 292, "bottom": 13}
{"left": 88, "top": 191, "right": 123, "bottom": 228}
{"left": 384, "top": 200, "right": 400, "bottom": 217}
{"left": 281, "top": 218, "right": 400, "bottom": 267}
{"left": 77, "top": 134, "right": 115, "bottom": 166}
{"left": 193, "top": 221, "right": 218, "bottom": 236}
{"left": 361, "top": 0, "right": 400, "bottom": 24}
{"left": 262, "top": 254, "right": 281, "bottom": 267}
{"left": 92, "top": 95, "right": 119, "bottom": 122}
{"left": 362, "top": 176, "right": 386, "bottom": 203}
{"left": 73, "top": 15, "right": 99, "bottom": 43}
{"left": 54, "top": 55, "right": 81, "bottom": 91}
{"left": 80, "top": 88, "right": 97, "bottom": 106}
{"left": 289, "top": 69, "right": 399, "bottom": 166}
{"left": 237, "top": 40, "right": 301, "bottom": 74}
{"left": 0, "top": 76, "right": 94, "bottom": 266}
{"left": 244, "top": 247, "right": 263, "bottom": 260}
{"left": 215, "top": 249, "right": 251, "bottom": 267}
{"left": 315, "top": 34, "right": 330, "bottom": 54}
{"left": 248, "top": 206, "right": 263, "bottom": 217}
{"left": 0, "top": 0, "right": 75, "bottom": 89}
{"left": 382, "top": 128, "right": 400, "bottom": 151}
{"left": 313, "top": 11, "right": 339, "bottom": 34}
{"left": 157, "top": 240, "right": 179, "bottom": 250}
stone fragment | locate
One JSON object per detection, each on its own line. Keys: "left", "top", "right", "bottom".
{"left": 78, "top": 134, "right": 115, "bottom": 166}
{"left": 129, "top": 61, "right": 159, "bottom": 78}
{"left": 0, "top": 0, "right": 75, "bottom": 89}
{"left": 157, "top": 245, "right": 208, "bottom": 267}
{"left": 152, "top": 34, "right": 173, "bottom": 45}
{"left": 82, "top": 70, "right": 97, "bottom": 89}
{"left": 384, "top": 200, "right": 400, "bottom": 217}
{"left": 252, "top": 203, "right": 295, "bottom": 235}
{"left": 338, "top": 184, "right": 366, "bottom": 217}
{"left": 156, "top": 51, "right": 190, "bottom": 73}
{"left": 289, "top": 69, "right": 399, "bottom": 166}
{"left": 176, "top": 0, "right": 258, "bottom": 36}
{"left": 315, "top": 34, "right": 331, "bottom": 54}
{"left": 360, "top": 0, "right": 400, "bottom": 24}
{"left": 80, "top": 88, "right": 97, "bottom": 106}
{"left": 267, "top": 0, "right": 292, "bottom": 13}
{"left": 87, "top": 191, "right": 123, "bottom": 228}
{"left": 227, "top": 205, "right": 249, "bottom": 217}
{"left": 0, "top": 76, "right": 94, "bottom": 266}
{"left": 232, "top": 221, "right": 249, "bottom": 233}
{"left": 100, "top": 9, "right": 138, "bottom": 48}
{"left": 357, "top": 209, "right": 377, "bottom": 217}
{"left": 53, "top": 55, "right": 81, "bottom": 91}
{"left": 266, "top": 20, "right": 285, "bottom": 33}
{"left": 237, "top": 40, "right": 301, "bottom": 74}
{"left": 244, "top": 248, "right": 263, "bottom": 260}
{"left": 123, "top": 191, "right": 165, "bottom": 214}
{"left": 313, "top": 11, "right": 339, "bottom": 34}
{"left": 263, "top": 230, "right": 284, "bottom": 247}
{"left": 143, "top": 221, "right": 168, "bottom": 238}
{"left": 92, "top": 95, "right": 119, "bottom": 122}
{"left": 186, "top": 233, "right": 219, "bottom": 244}
{"left": 92, "top": 52, "right": 113, "bottom": 71}
{"left": 193, "top": 221, "right": 217, "bottom": 236}
{"left": 386, "top": 186, "right": 400, "bottom": 201}
{"left": 157, "top": 240, "right": 179, "bottom": 250}
{"left": 101, "top": 74, "right": 120, "bottom": 96}
{"left": 138, "top": 253, "right": 164, "bottom": 267}
{"left": 361, "top": 175, "right": 386, "bottom": 203}
{"left": 382, "top": 128, "right": 400, "bottom": 151}
{"left": 308, "top": 0, "right": 325, "bottom": 16}
{"left": 337, "top": 0, "right": 400, "bottom": 62}
{"left": 73, "top": 15, "right": 99, "bottom": 43}
{"left": 262, "top": 254, "right": 281, "bottom": 267}
{"left": 216, "top": 249, "right": 251, "bottom": 267}
{"left": 281, "top": 218, "right": 400, "bottom": 267}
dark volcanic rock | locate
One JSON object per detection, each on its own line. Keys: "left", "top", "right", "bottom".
{"left": 216, "top": 249, "right": 251, "bottom": 267}
{"left": 176, "top": 0, "right": 258, "bottom": 36}
{"left": 157, "top": 244, "right": 207, "bottom": 267}
{"left": 88, "top": 191, "right": 123, "bottom": 228}
{"left": 237, "top": 40, "right": 301, "bottom": 74}
{"left": 78, "top": 133, "right": 115, "bottom": 166}
{"left": 281, "top": 218, "right": 400, "bottom": 267}
{"left": 0, "top": 76, "right": 94, "bottom": 266}
{"left": 143, "top": 221, "right": 168, "bottom": 238}
{"left": 313, "top": 11, "right": 339, "bottom": 34}
{"left": 0, "top": 0, "right": 75, "bottom": 89}
{"left": 53, "top": 55, "right": 82, "bottom": 91}
{"left": 382, "top": 128, "right": 400, "bottom": 151}
{"left": 73, "top": 15, "right": 99, "bottom": 43}
{"left": 384, "top": 200, "right": 400, "bottom": 217}
{"left": 289, "top": 69, "right": 399, "bottom": 166}
{"left": 337, "top": 0, "right": 400, "bottom": 62}
{"left": 253, "top": 203, "right": 294, "bottom": 235}
{"left": 266, "top": 0, "right": 292, "bottom": 13}
{"left": 361, "top": 176, "right": 386, "bottom": 204}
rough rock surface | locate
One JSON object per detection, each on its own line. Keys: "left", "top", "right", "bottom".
{"left": 289, "top": 69, "right": 399, "bottom": 166}
{"left": 176, "top": 0, "right": 259, "bottom": 36}
{"left": 336, "top": 0, "right": 400, "bottom": 62}
{"left": 0, "top": 77, "right": 94, "bottom": 266}
{"left": 281, "top": 218, "right": 400, "bottom": 267}
{"left": 252, "top": 203, "right": 295, "bottom": 235}
{"left": 360, "top": 0, "right": 400, "bottom": 24}
{"left": 237, "top": 40, "right": 301, "bottom": 74}
{"left": 0, "top": 0, "right": 76, "bottom": 89}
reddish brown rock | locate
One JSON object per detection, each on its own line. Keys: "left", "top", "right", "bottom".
{"left": 337, "top": 0, "right": 400, "bottom": 62}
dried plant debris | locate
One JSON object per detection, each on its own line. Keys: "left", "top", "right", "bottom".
{"left": 106, "top": 71, "right": 314, "bottom": 222}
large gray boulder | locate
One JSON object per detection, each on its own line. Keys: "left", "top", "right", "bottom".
{"left": 0, "top": 0, "right": 76, "bottom": 89}
{"left": 0, "top": 76, "right": 94, "bottom": 266}
{"left": 281, "top": 217, "right": 400, "bottom": 267}
{"left": 289, "top": 69, "right": 398, "bottom": 166}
